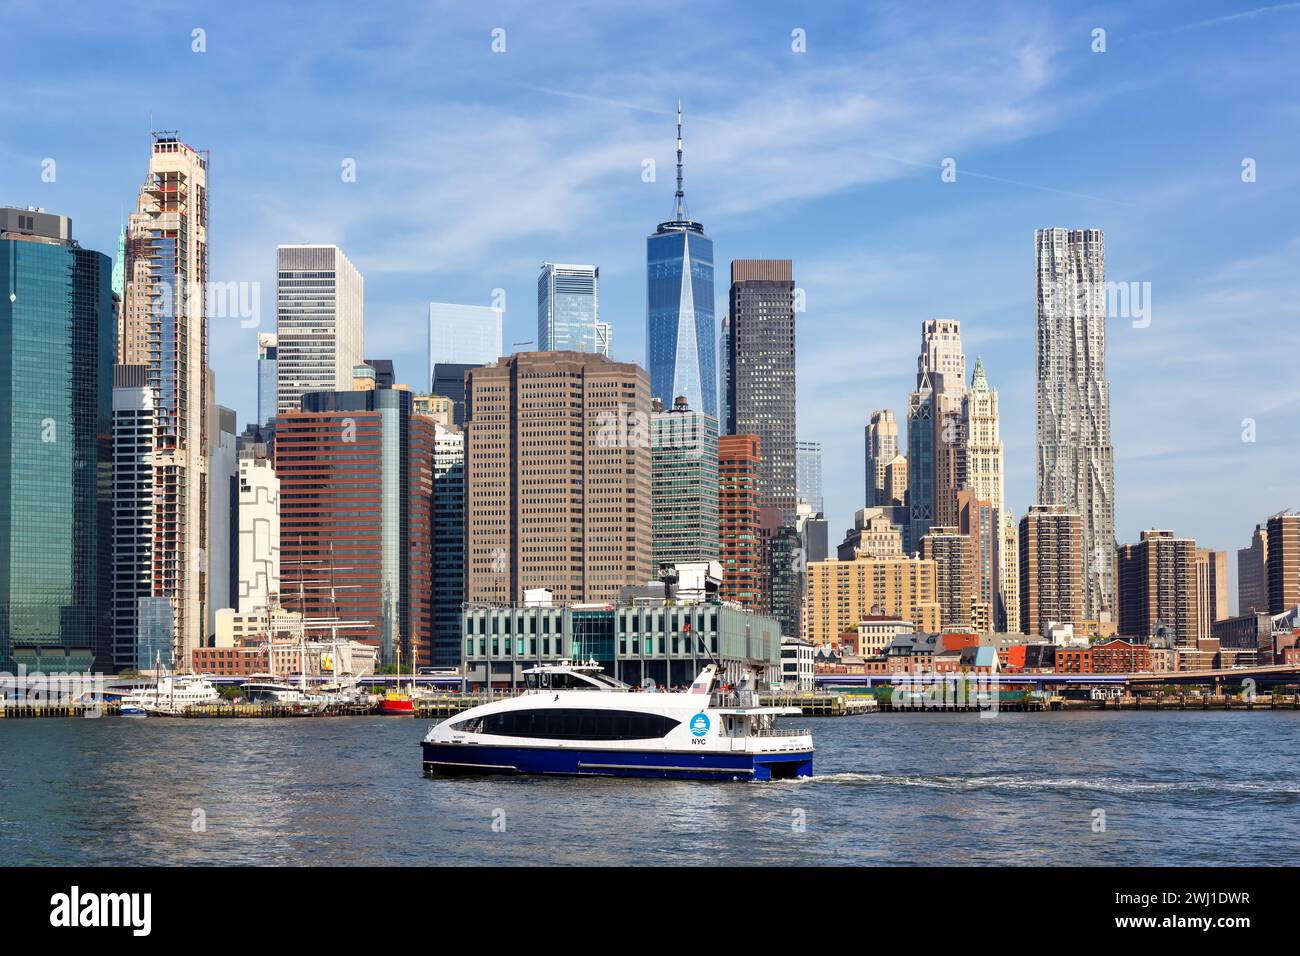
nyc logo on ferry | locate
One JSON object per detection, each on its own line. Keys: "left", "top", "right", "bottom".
{"left": 690, "top": 713, "right": 710, "bottom": 737}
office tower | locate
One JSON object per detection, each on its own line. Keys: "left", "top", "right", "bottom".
{"left": 276, "top": 388, "right": 434, "bottom": 665}
{"left": 804, "top": 553, "right": 942, "bottom": 646}
{"left": 768, "top": 523, "right": 804, "bottom": 638}
{"left": 464, "top": 352, "right": 651, "bottom": 605}
{"left": 427, "top": 302, "right": 503, "bottom": 387}
{"left": 877, "top": 455, "right": 905, "bottom": 507}
{"left": 1000, "top": 512, "right": 1020, "bottom": 634}
{"left": 920, "top": 526, "right": 978, "bottom": 631}
{"left": 719, "top": 434, "right": 762, "bottom": 608}
{"left": 838, "top": 507, "right": 905, "bottom": 560}
{"left": 257, "top": 333, "right": 278, "bottom": 428}
{"left": 1018, "top": 505, "right": 1083, "bottom": 637}
{"left": 865, "top": 410, "right": 900, "bottom": 507}
{"left": 651, "top": 397, "right": 720, "bottom": 568}
{"left": 112, "top": 365, "right": 155, "bottom": 671}
{"left": 958, "top": 490, "right": 999, "bottom": 632}
{"left": 1195, "top": 548, "right": 1229, "bottom": 640}
{"left": 207, "top": 403, "right": 239, "bottom": 634}
{"left": 963, "top": 357, "right": 1004, "bottom": 516}
{"left": 647, "top": 103, "right": 716, "bottom": 418}
{"left": 431, "top": 362, "right": 479, "bottom": 427}
{"left": 726, "top": 259, "right": 797, "bottom": 523}
{"left": 718, "top": 314, "right": 731, "bottom": 435}
{"left": 796, "top": 499, "right": 829, "bottom": 564}
{"left": 537, "top": 263, "right": 603, "bottom": 355}
{"left": 1034, "top": 227, "right": 1116, "bottom": 620}
{"left": 431, "top": 422, "right": 465, "bottom": 667}
{"left": 0, "top": 208, "right": 113, "bottom": 673}
{"left": 1238, "top": 523, "right": 1268, "bottom": 614}
{"left": 920, "top": 320, "right": 967, "bottom": 530}
{"left": 1117, "top": 529, "right": 1201, "bottom": 644}
{"left": 362, "top": 358, "right": 396, "bottom": 389}
{"left": 906, "top": 321, "right": 964, "bottom": 550}
{"left": 275, "top": 244, "right": 364, "bottom": 415}
{"left": 236, "top": 457, "right": 279, "bottom": 614}
{"left": 795, "top": 440, "right": 824, "bottom": 515}
{"left": 1266, "top": 512, "right": 1300, "bottom": 614}
{"left": 121, "top": 133, "right": 211, "bottom": 667}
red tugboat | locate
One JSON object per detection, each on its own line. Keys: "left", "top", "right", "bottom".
{"left": 380, "top": 644, "right": 416, "bottom": 715}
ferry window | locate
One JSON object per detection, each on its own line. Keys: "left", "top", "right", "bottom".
{"left": 475, "top": 709, "right": 680, "bottom": 740}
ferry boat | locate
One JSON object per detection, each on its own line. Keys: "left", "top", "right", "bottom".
{"left": 421, "top": 661, "right": 813, "bottom": 781}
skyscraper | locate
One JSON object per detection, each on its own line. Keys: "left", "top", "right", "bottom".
{"left": 121, "top": 133, "right": 211, "bottom": 666}
{"left": 427, "top": 302, "right": 503, "bottom": 386}
{"left": 431, "top": 362, "right": 478, "bottom": 427}
{"left": 1238, "top": 523, "right": 1268, "bottom": 614}
{"left": 464, "top": 352, "right": 652, "bottom": 605}
{"left": 920, "top": 525, "right": 979, "bottom": 632}
{"left": 1000, "top": 512, "right": 1020, "bottom": 634}
{"left": 1195, "top": 547, "right": 1229, "bottom": 639}
{"left": 865, "top": 409, "right": 900, "bottom": 507}
{"left": 647, "top": 102, "right": 716, "bottom": 418}
{"left": 1266, "top": 512, "right": 1300, "bottom": 614}
{"left": 275, "top": 244, "right": 364, "bottom": 415}
{"left": 796, "top": 440, "right": 824, "bottom": 514}
{"left": 430, "top": 422, "right": 465, "bottom": 667}
{"left": 1018, "top": 504, "right": 1083, "bottom": 637}
{"left": 651, "top": 397, "right": 720, "bottom": 568}
{"left": 112, "top": 365, "right": 155, "bottom": 670}
{"left": 1035, "top": 227, "right": 1116, "bottom": 620}
{"left": 538, "top": 263, "right": 604, "bottom": 355}
{"left": 276, "top": 388, "right": 434, "bottom": 665}
{"left": 718, "top": 434, "right": 762, "bottom": 609}
{"left": 207, "top": 403, "right": 239, "bottom": 634}
{"left": 726, "top": 260, "right": 797, "bottom": 524}
{"left": 1117, "top": 529, "right": 1200, "bottom": 644}
{"left": 923, "top": 320, "right": 967, "bottom": 530}
{"left": 958, "top": 490, "right": 999, "bottom": 633}
{"left": 905, "top": 321, "right": 967, "bottom": 552}
{"left": 0, "top": 208, "right": 113, "bottom": 673}
{"left": 963, "top": 357, "right": 1004, "bottom": 517}
{"left": 257, "top": 333, "right": 278, "bottom": 428}
{"left": 236, "top": 455, "right": 279, "bottom": 614}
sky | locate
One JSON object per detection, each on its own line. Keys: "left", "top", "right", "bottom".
{"left": 3, "top": 0, "right": 1299, "bottom": 611}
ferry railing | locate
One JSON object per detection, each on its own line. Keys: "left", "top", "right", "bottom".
{"left": 710, "top": 690, "right": 759, "bottom": 709}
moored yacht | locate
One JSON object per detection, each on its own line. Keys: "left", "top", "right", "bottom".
{"left": 117, "top": 674, "right": 222, "bottom": 717}
{"left": 421, "top": 660, "right": 813, "bottom": 781}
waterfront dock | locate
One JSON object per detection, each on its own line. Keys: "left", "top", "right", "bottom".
{"left": 761, "top": 693, "right": 878, "bottom": 716}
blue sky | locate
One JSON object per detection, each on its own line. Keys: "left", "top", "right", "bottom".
{"left": 4, "top": 0, "right": 1299, "bottom": 610}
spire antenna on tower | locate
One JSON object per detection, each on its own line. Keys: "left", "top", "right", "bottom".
{"left": 674, "top": 99, "right": 686, "bottom": 221}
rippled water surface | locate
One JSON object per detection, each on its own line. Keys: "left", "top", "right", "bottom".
{"left": 2, "top": 711, "right": 1296, "bottom": 865}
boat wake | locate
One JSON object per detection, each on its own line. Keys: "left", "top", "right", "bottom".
{"left": 772, "top": 772, "right": 1300, "bottom": 797}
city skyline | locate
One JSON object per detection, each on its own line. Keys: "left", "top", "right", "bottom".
{"left": 4, "top": 1, "right": 1300, "bottom": 602}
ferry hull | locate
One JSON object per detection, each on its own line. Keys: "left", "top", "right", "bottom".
{"left": 421, "top": 742, "right": 812, "bottom": 781}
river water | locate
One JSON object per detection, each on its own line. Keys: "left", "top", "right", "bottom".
{"left": 2, "top": 711, "right": 1296, "bottom": 865}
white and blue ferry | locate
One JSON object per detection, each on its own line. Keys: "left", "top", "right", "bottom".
{"left": 421, "top": 660, "right": 813, "bottom": 781}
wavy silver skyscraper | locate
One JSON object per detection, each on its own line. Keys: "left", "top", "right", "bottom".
{"left": 1034, "top": 227, "right": 1116, "bottom": 620}
{"left": 647, "top": 102, "right": 716, "bottom": 418}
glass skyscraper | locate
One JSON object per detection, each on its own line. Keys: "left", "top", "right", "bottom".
{"left": 537, "top": 263, "right": 604, "bottom": 355}
{"left": 646, "top": 103, "right": 716, "bottom": 418}
{"left": 427, "top": 302, "right": 503, "bottom": 389}
{"left": 0, "top": 208, "right": 114, "bottom": 673}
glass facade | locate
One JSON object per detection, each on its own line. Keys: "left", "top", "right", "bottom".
{"left": 0, "top": 235, "right": 114, "bottom": 673}
{"left": 537, "top": 263, "right": 602, "bottom": 354}
{"left": 427, "top": 302, "right": 502, "bottom": 386}
{"left": 461, "top": 603, "right": 780, "bottom": 689}
{"left": 647, "top": 226, "right": 716, "bottom": 418}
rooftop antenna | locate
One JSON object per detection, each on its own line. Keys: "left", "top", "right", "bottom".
{"left": 674, "top": 99, "right": 686, "bottom": 221}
